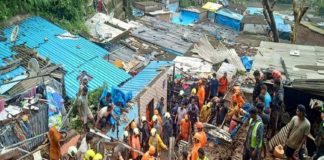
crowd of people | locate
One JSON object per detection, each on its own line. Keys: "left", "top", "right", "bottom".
{"left": 60, "top": 70, "right": 324, "bottom": 160}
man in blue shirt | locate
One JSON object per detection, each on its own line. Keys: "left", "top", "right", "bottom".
{"left": 209, "top": 73, "right": 219, "bottom": 99}
{"left": 261, "top": 85, "right": 271, "bottom": 115}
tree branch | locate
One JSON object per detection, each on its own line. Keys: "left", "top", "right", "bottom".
{"left": 271, "top": 0, "right": 277, "bottom": 11}
{"left": 297, "top": 6, "right": 309, "bottom": 22}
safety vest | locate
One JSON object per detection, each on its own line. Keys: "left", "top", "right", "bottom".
{"left": 249, "top": 119, "right": 262, "bottom": 149}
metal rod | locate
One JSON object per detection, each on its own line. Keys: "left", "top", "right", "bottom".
{"left": 280, "top": 57, "right": 290, "bottom": 81}
{"left": 3, "top": 133, "right": 47, "bottom": 150}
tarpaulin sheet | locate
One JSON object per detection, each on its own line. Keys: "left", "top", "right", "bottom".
{"left": 172, "top": 10, "right": 200, "bottom": 26}
{"left": 241, "top": 56, "right": 253, "bottom": 72}
{"left": 215, "top": 9, "right": 242, "bottom": 31}
{"left": 47, "top": 86, "right": 64, "bottom": 129}
{"left": 111, "top": 87, "right": 132, "bottom": 107}
{"left": 202, "top": 2, "right": 223, "bottom": 12}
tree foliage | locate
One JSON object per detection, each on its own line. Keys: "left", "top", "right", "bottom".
{"left": 0, "top": 0, "right": 94, "bottom": 34}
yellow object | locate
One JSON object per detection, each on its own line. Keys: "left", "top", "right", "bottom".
{"left": 202, "top": 2, "right": 223, "bottom": 12}
{"left": 131, "top": 121, "right": 137, "bottom": 129}
{"left": 149, "top": 146, "right": 156, "bottom": 154}
{"left": 191, "top": 88, "right": 197, "bottom": 94}
{"left": 22, "top": 115, "right": 29, "bottom": 121}
{"left": 149, "top": 134, "right": 167, "bottom": 151}
{"left": 84, "top": 149, "right": 96, "bottom": 160}
{"left": 114, "top": 59, "right": 124, "bottom": 68}
{"left": 273, "top": 145, "right": 284, "bottom": 158}
{"left": 93, "top": 153, "right": 103, "bottom": 160}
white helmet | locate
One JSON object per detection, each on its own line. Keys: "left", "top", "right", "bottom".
{"left": 179, "top": 90, "right": 184, "bottom": 96}
{"left": 152, "top": 115, "right": 158, "bottom": 122}
{"left": 150, "top": 128, "right": 157, "bottom": 136}
{"left": 133, "top": 128, "right": 140, "bottom": 135}
{"left": 164, "top": 112, "right": 171, "bottom": 119}
{"left": 124, "top": 131, "right": 129, "bottom": 137}
{"left": 141, "top": 116, "right": 146, "bottom": 122}
{"left": 68, "top": 146, "right": 78, "bottom": 157}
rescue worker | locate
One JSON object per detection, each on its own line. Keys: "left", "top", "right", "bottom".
{"left": 66, "top": 146, "right": 77, "bottom": 160}
{"left": 121, "top": 131, "right": 130, "bottom": 159}
{"left": 200, "top": 102, "right": 212, "bottom": 123}
{"left": 140, "top": 116, "right": 150, "bottom": 151}
{"left": 151, "top": 115, "right": 162, "bottom": 135}
{"left": 130, "top": 128, "right": 141, "bottom": 160}
{"left": 77, "top": 132, "right": 94, "bottom": 160}
{"left": 196, "top": 122, "right": 207, "bottom": 147}
{"left": 230, "top": 86, "right": 245, "bottom": 109}
{"left": 142, "top": 146, "right": 156, "bottom": 160}
{"left": 188, "top": 98, "right": 199, "bottom": 133}
{"left": 198, "top": 148, "right": 209, "bottom": 160}
{"left": 84, "top": 149, "right": 96, "bottom": 160}
{"left": 243, "top": 107, "right": 264, "bottom": 160}
{"left": 162, "top": 112, "right": 173, "bottom": 146}
{"left": 197, "top": 80, "right": 205, "bottom": 111}
{"left": 148, "top": 128, "right": 168, "bottom": 153}
{"left": 154, "top": 109, "right": 163, "bottom": 125}
{"left": 218, "top": 72, "right": 228, "bottom": 98}
{"left": 314, "top": 107, "right": 324, "bottom": 159}
{"left": 189, "top": 133, "right": 202, "bottom": 160}
{"left": 177, "top": 114, "right": 191, "bottom": 142}
{"left": 93, "top": 153, "right": 103, "bottom": 160}
{"left": 252, "top": 70, "right": 263, "bottom": 105}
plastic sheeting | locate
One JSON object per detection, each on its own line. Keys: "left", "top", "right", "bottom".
{"left": 172, "top": 10, "right": 200, "bottom": 26}
{"left": 111, "top": 87, "right": 132, "bottom": 107}
{"left": 241, "top": 56, "right": 253, "bottom": 72}
{"left": 274, "top": 15, "right": 292, "bottom": 40}
{"left": 215, "top": 9, "right": 243, "bottom": 31}
{"left": 202, "top": 2, "right": 223, "bottom": 12}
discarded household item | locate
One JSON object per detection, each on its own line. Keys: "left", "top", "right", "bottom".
{"left": 273, "top": 145, "right": 284, "bottom": 158}
{"left": 290, "top": 50, "right": 300, "bottom": 56}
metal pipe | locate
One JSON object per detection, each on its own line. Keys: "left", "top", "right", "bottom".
{"left": 2, "top": 133, "right": 47, "bottom": 150}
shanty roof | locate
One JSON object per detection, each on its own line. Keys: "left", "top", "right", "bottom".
{"left": 254, "top": 41, "right": 324, "bottom": 81}
{"left": 202, "top": 2, "right": 223, "bottom": 13}
{"left": 301, "top": 21, "right": 324, "bottom": 35}
{"left": 120, "top": 61, "right": 172, "bottom": 99}
{"left": 241, "top": 15, "right": 267, "bottom": 25}
{"left": 0, "top": 16, "right": 131, "bottom": 98}
{"left": 216, "top": 8, "right": 243, "bottom": 21}
{"left": 245, "top": 7, "right": 263, "bottom": 16}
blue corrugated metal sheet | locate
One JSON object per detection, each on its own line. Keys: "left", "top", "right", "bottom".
{"left": 245, "top": 7, "right": 263, "bottom": 16}
{"left": 0, "top": 16, "right": 131, "bottom": 97}
{"left": 119, "top": 61, "right": 172, "bottom": 98}
{"left": 216, "top": 8, "right": 243, "bottom": 21}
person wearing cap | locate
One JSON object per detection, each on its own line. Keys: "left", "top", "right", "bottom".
{"left": 218, "top": 72, "right": 228, "bottom": 98}
{"left": 243, "top": 107, "right": 264, "bottom": 160}
{"left": 142, "top": 146, "right": 156, "bottom": 160}
{"left": 256, "top": 102, "right": 269, "bottom": 158}
{"left": 198, "top": 148, "right": 209, "bottom": 160}
{"left": 177, "top": 114, "right": 191, "bottom": 143}
{"left": 129, "top": 128, "right": 141, "bottom": 160}
{"left": 151, "top": 115, "right": 162, "bottom": 135}
{"left": 162, "top": 112, "right": 173, "bottom": 146}
{"left": 270, "top": 79, "right": 284, "bottom": 137}
{"left": 252, "top": 70, "right": 264, "bottom": 105}
{"left": 148, "top": 128, "right": 168, "bottom": 152}
{"left": 99, "top": 92, "right": 112, "bottom": 111}
{"left": 66, "top": 146, "right": 77, "bottom": 160}
{"left": 197, "top": 79, "right": 205, "bottom": 111}
{"left": 230, "top": 86, "right": 245, "bottom": 109}
{"left": 314, "top": 107, "right": 324, "bottom": 159}
{"left": 200, "top": 102, "right": 212, "bottom": 123}
{"left": 77, "top": 132, "right": 94, "bottom": 160}
{"left": 196, "top": 122, "right": 207, "bottom": 147}
{"left": 190, "top": 88, "right": 199, "bottom": 104}
{"left": 140, "top": 116, "right": 150, "bottom": 151}
{"left": 76, "top": 77, "right": 94, "bottom": 126}
{"left": 93, "top": 153, "right": 103, "bottom": 160}
{"left": 285, "top": 104, "right": 310, "bottom": 160}
{"left": 189, "top": 133, "right": 202, "bottom": 160}
{"left": 260, "top": 85, "right": 271, "bottom": 114}
{"left": 188, "top": 98, "right": 199, "bottom": 133}
{"left": 84, "top": 149, "right": 96, "bottom": 160}
{"left": 210, "top": 73, "right": 219, "bottom": 99}
{"left": 153, "top": 109, "right": 162, "bottom": 125}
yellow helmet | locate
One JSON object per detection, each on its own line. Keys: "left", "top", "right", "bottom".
{"left": 93, "top": 153, "right": 103, "bottom": 160}
{"left": 84, "top": 149, "right": 96, "bottom": 160}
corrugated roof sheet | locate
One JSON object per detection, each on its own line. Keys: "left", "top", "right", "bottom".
{"left": 245, "top": 7, "right": 263, "bottom": 16}
{"left": 119, "top": 61, "right": 172, "bottom": 98}
{"left": 0, "top": 16, "right": 131, "bottom": 97}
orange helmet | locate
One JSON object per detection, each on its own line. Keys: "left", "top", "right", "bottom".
{"left": 149, "top": 146, "right": 156, "bottom": 155}
{"left": 196, "top": 122, "right": 203, "bottom": 129}
{"left": 184, "top": 114, "right": 189, "bottom": 120}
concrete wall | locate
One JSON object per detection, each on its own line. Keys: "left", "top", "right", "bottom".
{"left": 243, "top": 24, "right": 268, "bottom": 35}
{"left": 137, "top": 70, "right": 168, "bottom": 117}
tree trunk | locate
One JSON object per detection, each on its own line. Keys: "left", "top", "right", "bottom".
{"left": 291, "top": 0, "right": 309, "bottom": 44}
{"left": 292, "top": 19, "right": 299, "bottom": 44}
{"left": 263, "top": 0, "right": 279, "bottom": 42}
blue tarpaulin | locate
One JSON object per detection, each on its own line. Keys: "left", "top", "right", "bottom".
{"left": 245, "top": 7, "right": 263, "bottom": 16}
{"left": 111, "top": 87, "right": 132, "bottom": 107}
{"left": 172, "top": 10, "right": 200, "bottom": 26}
{"left": 241, "top": 56, "right": 253, "bottom": 72}
{"left": 215, "top": 9, "right": 243, "bottom": 31}
{"left": 274, "top": 15, "right": 292, "bottom": 40}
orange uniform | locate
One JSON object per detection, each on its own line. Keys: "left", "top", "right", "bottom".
{"left": 180, "top": 119, "right": 191, "bottom": 141}
{"left": 129, "top": 135, "right": 141, "bottom": 159}
{"left": 191, "top": 142, "right": 201, "bottom": 160}
{"left": 49, "top": 127, "right": 61, "bottom": 160}
{"left": 197, "top": 131, "right": 207, "bottom": 147}
{"left": 197, "top": 85, "right": 205, "bottom": 110}
{"left": 231, "top": 94, "right": 245, "bottom": 108}
{"left": 141, "top": 152, "right": 154, "bottom": 160}
{"left": 218, "top": 77, "right": 228, "bottom": 94}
